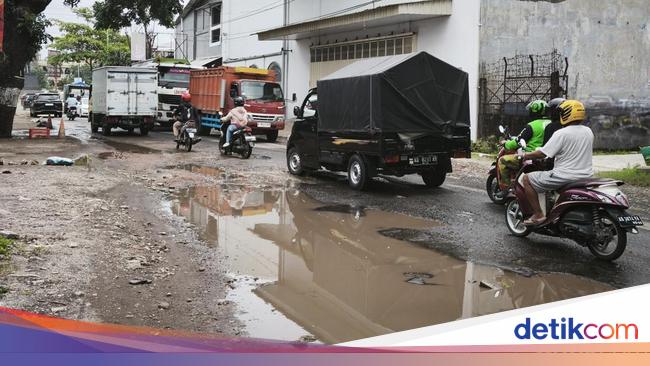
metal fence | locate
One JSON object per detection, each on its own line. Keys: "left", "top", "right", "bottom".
{"left": 478, "top": 50, "right": 569, "bottom": 138}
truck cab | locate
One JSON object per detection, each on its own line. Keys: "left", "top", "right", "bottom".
{"left": 190, "top": 67, "right": 286, "bottom": 141}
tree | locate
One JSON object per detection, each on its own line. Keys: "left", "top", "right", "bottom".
{"left": 0, "top": 0, "right": 52, "bottom": 137}
{"left": 49, "top": 21, "right": 130, "bottom": 72}
{"left": 90, "top": 0, "right": 182, "bottom": 59}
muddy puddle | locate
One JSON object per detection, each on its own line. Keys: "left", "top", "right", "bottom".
{"left": 169, "top": 184, "right": 613, "bottom": 344}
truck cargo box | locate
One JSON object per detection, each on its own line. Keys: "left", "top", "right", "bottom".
{"left": 317, "top": 52, "right": 470, "bottom": 134}
{"left": 91, "top": 66, "right": 158, "bottom": 117}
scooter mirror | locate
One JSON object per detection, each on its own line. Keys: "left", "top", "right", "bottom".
{"left": 519, "top": 139, "right": 527, "bottom": 150}
{"left": 498, "top": 125, "right": 506, "bottom": 134}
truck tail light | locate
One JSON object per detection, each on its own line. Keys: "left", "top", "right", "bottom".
{"left": 384, "top": 155, "right": 400, "bottom": 164}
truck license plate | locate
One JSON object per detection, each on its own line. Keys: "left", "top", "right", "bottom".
{"left": 411, "top": 155, "right": 438, "bottom": 166}
{"left": 257, "top": 122, "right": 271, "bottom": 128}
{"left": 45, "top": 103, "right": 54, "bottom": 106}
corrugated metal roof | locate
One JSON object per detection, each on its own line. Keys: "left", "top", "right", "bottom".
{"left": 258, "top": 0, "right": 452, "bottom": 41}
{"left": 321, "top": 52, "right": 420, "bottom": 81}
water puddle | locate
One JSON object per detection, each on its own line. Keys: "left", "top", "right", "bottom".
{"left": 101, "top": 140, "right": 160, "bottom": 154}
{"left": 170, "top": 185, "right": 612, "bottom": 344}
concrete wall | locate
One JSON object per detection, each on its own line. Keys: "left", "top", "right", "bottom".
{"left": 480, "top": 0, "right": 650, "bottom": 149}
{"left": 286, "top": 0, "right": 481, "bottom": 138}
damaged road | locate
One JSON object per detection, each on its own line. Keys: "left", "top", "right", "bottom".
{"left": 0, "top": 109, "right": 649, "bottom": 343}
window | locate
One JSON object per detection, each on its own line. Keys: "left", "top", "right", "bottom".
{"left": 309, "top": 35, "right": 415, "bottom": 63}
{"left": 210, "top": 4, "right": 222, "bottom": 45}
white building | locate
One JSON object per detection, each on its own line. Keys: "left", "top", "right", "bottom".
{"left": 178, "top": 0, "right": 480, "bottom": 138}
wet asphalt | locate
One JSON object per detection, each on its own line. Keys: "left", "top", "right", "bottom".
{"left": 68, "top": 120, "right": 650, "bottom": 290}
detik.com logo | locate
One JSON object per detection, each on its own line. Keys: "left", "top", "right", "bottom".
{"left": 515, "top": 318, "right": 639, "bottom": 340}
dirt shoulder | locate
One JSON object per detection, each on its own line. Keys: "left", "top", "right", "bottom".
{"left": 0, "top": 151, "right": 241, "bottom": 335}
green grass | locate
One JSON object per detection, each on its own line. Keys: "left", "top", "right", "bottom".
{"left": 598, "top": 168, "right": 650, "bottom": 187}
{"left": 593, "top": 149, "right": 639, "bottom": 156}
{"left": 0, "top": 238, "right": 14, "bottom": 257}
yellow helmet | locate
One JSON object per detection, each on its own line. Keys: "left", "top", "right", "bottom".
{"left": 559, "top": 100, "right": 586, "bottom": 125}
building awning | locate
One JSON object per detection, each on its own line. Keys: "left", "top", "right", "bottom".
{"left": 258, "top": 0, "right": 452, "bottom": 41}
{"left": 190, "top": 56, "right": 223, "bottom": 69}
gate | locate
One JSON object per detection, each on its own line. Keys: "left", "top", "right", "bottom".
{"left": 479, "top": 50, "right": 569, "bottom": 138}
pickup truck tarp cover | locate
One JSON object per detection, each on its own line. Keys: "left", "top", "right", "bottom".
{"left": 317, "top": 51, "right": 470, "bottom": 133}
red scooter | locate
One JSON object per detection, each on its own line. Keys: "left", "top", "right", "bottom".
{"left": 504, "top": 142, "right": 642, "bottom": 261}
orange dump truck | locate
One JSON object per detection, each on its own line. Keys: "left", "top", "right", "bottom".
{"left": 189, "top": 66, "right": 286, "bottom": 141}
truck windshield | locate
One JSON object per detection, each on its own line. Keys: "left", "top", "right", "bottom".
{"left": 159, "top": 69, "right": 190, "bottom": 88}
{"left": 241, "top": 81, "right": 284, "bottom": 102}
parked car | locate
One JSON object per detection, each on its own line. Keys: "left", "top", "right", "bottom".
{"left": 30, "top": 93, "right": 63, "bottom": 117}
{"left": 79, "top": 97, "right": 90, "bottom": 117}
{"left": 22, "top": 93, "right": 37, "bottom": 109}
{"left": 286, "top": 52, "right": 472, "bottom": 190}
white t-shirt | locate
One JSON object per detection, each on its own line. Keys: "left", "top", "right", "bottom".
{"left": 540, "top": 125, "right": 594, "bottom": 180}
{"left": 66, "top": 97, "right": 78, "bottom": 108}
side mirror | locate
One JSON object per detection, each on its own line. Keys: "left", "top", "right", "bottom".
{"left": 498, "top": 125, "right": 506, "bottom": 134}
{"left": 293, "top": 105, "right": 302, "bottom": 118}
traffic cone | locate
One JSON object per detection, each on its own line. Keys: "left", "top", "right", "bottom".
{"left": 58, "top": 117, "right": 65, "bottom": 138}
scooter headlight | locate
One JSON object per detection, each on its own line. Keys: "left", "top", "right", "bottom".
{"left": 615, "top": 192, "right": 629, "bottom": 207}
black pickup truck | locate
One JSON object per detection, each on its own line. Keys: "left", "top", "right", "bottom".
{"left": 286, "top": 52, "right": 472, "bottom": 190}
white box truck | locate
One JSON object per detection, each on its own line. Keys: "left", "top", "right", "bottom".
{"left": 90, "top": 66, "right": 158, "bottom": 136}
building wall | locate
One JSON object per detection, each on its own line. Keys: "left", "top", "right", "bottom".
{"left": 286, "top": 0, "right": 481, "bottom": 138}
{"left": 480, "top": 0, "right": 650, "bottom": 149}
{"left": 177, "top": 0, "right": 223, "bottom": 61}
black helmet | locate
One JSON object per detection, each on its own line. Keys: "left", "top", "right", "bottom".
{"left": 233, "top": 96, "right": 245, "bottom": 107}
{"left": 548, "top": 97, "right": 567, "bottom": 123}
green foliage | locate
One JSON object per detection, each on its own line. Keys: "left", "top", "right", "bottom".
{"left": 0, "top": 238, "right": 14, "bottom": 257}
{"left": 91, "top": 0, "right": 183, "bottom": 30}
{"left": 32, "top": 66, "right": 50, "bottom": 90}
{"left": 49, "top": 21, "right": 130, "bottom": 70}
{"left": 598, "top": 168, "right": 650, "bottom": 187}
{"left": 60, "top": 64, "right": 93, "bottom": 87}
{"left": 472, "top": 135, "right": 501, "bottom": 155}
{"left": 0, "top": 1, "right": 52, "bottom": 86}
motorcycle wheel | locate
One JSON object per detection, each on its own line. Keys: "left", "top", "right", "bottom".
{"left": 505, "top": 199, "right": 532, "bottom": 237}
{"left": 587, "top": 213, "right": 627, "bottom": 261}
{"left": 486, "top": 174, "right": 507, "bottom": 205}
{"left": 185, "top": 138, "right": 193, "bottom": 152}
{"left": 240, "top": 142, "right": 252, "bottom": 159}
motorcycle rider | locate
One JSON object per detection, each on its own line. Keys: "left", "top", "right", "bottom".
{"left": 543, "top": 97, "right": 566, "bottom": 145}
{"left": 497, "top": 100, "right": 551, "bottom": 190}
{"left": 173, "top": 92, "right": 200, "bottom": 141}
{"left": 520, "top": 100, "right": 594, "bottom": 226}
{"left": 222, "top": 96, "right": 250, "bottom": 148}
{"left": 65, "top": 93, "right": 78, "bottom": 114}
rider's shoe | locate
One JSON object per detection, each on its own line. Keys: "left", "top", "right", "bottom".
{"left": 223, "top": 142, "right": 231, "bottom": 148}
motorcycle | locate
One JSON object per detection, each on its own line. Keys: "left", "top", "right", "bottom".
{"left": 219, "top": 121, "right": 255, "bottom": 159}
{"left": 486, "top": 125, "right": 523, "bottom": 204}
{"left": 176, "top": 120, "right": 201, "bottom": 152}
{"left": 504, "top": 141, "right": 643, "bottom": 261}
{"left": 66, "top": 106, "right": 78, "bottom": 121}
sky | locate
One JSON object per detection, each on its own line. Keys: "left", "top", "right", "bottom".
{"left": 40, "top": 0, "right": 185, "bottom": 59}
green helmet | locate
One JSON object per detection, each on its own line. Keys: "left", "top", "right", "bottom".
{"left": 526, "top": 100, "right": 549, "bottom": 119}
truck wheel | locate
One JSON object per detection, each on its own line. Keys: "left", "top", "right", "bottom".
{"left": 102, "top": 123, "right": 111, "bottom": 136}
{"left": 267, "top": 130, "right": 279, "bottom": 143}
{"left": 422, "top": 168, "right": 446, "bottom": 188}
{"left": 348, "top": 154, "right": 370, "bottom": 191}
{"left": 140, "top": 127, "right": 149, "bottom": 136}
{"left": 287, "top": 147, "right": 305, "bottom": 176}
